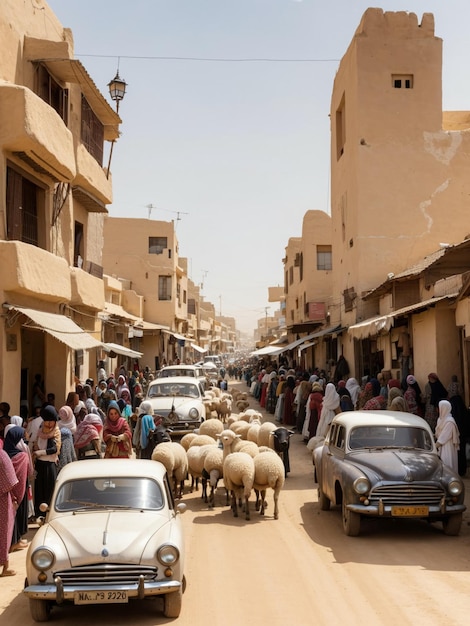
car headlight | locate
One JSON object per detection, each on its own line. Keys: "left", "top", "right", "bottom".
{"left": 157, "top": 544, "right": 180, "bottom": 565}
{"left": 188, "top": 407, "right": 199, "bottom": 419}
{"left": 31, "top": 548, "right": 55, "bottom": 571}
{"left": 353, "top": 477, "right": 371, "bottom": 495}
{"left": 448, "top": 479, "right": 462, "bottom": 496}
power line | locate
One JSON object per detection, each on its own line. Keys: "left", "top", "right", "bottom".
{"left": 75, "top": 53, "right": 340, "bottom": 63}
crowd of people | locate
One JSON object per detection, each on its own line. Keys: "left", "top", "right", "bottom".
{"left": 0, "top": 362, "right": 166, "bottom": 578}
{"left": 247, "top": 362, "right": 469, "bottom": 478}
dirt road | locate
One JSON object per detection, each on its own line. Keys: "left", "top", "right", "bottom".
{"left": 2, "top": 382, "right": 470, "bottom": 626}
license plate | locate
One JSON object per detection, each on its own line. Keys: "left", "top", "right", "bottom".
{"left": 391, "top": 506, "right": 428, "bottom": 517}
{"left": 75, "top": 590, "right": 128, "bottom": 605}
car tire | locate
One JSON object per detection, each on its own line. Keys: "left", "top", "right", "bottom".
{"left": 163, "top": 587, "right": 182, "bottom": 618}
{"left": 29, "top": 598, "right": 51, "bottom": 622}
{"left": 318, "top": 485, "right": 331, "bottom": 511}
{"left": 442, "top": 512, "right": 462, "bottom": 536}
{"left": 342, "top": 499, "right": 361, "bottom": 536}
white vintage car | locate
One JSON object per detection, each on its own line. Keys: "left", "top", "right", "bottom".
{"left": 145, "top": 375, "right": 206, "bottom": 433}
{"left": 23, "top": 459, "right": 186, "bottom": 621}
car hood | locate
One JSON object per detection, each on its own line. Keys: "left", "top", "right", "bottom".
{"left": 43, "top": 511, "right": 175, "bottom": 566}
{"left": 347, "top": 450, "right": 444, "bottom": 482}
{"left": 148, "top": 397, "right": 198, "bottom": 411}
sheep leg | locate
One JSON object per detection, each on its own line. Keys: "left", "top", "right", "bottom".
{"left": 255, "top": 489, "right": 261, "bottom": 512}
{"left": 259, "top": 489, "right": 267, "bottom": 516}
{"left": 202, "top": 477, "right": 208, "bottom": 503}
{"left": 230, "top": 490, "right": 238, "bottom": 517}
{"left": 244, "top": 495, "right": 250, "bottom": 521}
{"left": 208, "top": 484, "right": 214, "bottom": 509}
{"left": 273, "top": 489, "right": 280, "bottom": 520}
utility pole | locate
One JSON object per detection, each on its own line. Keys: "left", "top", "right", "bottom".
{"left": 265, "top": 306, "right": 270, "bottom": 338}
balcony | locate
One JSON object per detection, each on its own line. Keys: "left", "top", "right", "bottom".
{"left": 0, "top": 84, "right": 75, "bottom": 182}
{"left": 73, "top": 143, "right": 113, "bottom": 211}
{"left": 70, "top": 267, "right": 105, "bottom": 310}
{"left": 0, "top": 241, "right": 71, "bottom": 302}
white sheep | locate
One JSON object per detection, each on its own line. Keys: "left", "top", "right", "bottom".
{"left": 230, "top": 420, "right": 251, "bottom": 440}
{"left": 247, "top": 419, "right": 262, "bottom": 443}
{"left": 216, "top": 397, "right": 232, "bottom": 422}
{"left": 199, "top": 418, "right": 225, "bottom": 440}
{"left": 223, "top": 452, "right": 255, "bottom": 521}
{"left": 151, "top": 441, "right": 188, "bottom": 499}
{"left": 253, "top": 450, "right": 285, "bottom": 519}
{"left": 257, "top": 421, "right": 279, "bottom": 447}
{"left": 188, "top": 434, "right": 217, "bottom": 447}
{"left": 186, "top": 443, "right": 216, "bottom": 499}
{"left": 202, "top": 446, "right": 228, "bottom": 508}
{"left": 234, "top": 440, "right": 260, "bottom": 458}
{"left": 179, "top": 432, "right": 198, "bottom": 451}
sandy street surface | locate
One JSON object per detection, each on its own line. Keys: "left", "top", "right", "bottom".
{"left": 2, "top": 381, "right": 470, "bottom": 626}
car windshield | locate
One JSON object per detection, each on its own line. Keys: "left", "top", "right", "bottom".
{"left": 148, "top": 382, "right": 200, "bottom": 398}
{"left": 348, "top": 425, "right": 433, "bottom": 451}
{"left": 55, "top": 477, "right": 165, "bottom": 511}
{"left": 160, "top": 369, "right": 195, "bottom": 377}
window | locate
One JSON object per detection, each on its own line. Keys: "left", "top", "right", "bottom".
{"left": 158, "top": 276, "right": 172, "bottom": 301}
{"left": 149, "top": 237, "right": 168, "bottom": 254}
{"left": 6, "top": 166, "right": 45, "bottom": 247}
{"left": 188, "top": 298, "right": 196, "bottom": 315}
{"left": 35, "top": 64, "right": 68, "bottom": 124}
{"left": 392, "top": 74, "right": 414, "bottom": 89}
{"left": 74, "top": 222, "right": 84, "bottom": 268}
{"left": 81, "top": 95, "right": 104, "bottom": 165}
{"left": 336, "top": 93, "right": 346, "bottom": 159}
{"left": 317, "top": 245, "right": 332, "bottom": 270}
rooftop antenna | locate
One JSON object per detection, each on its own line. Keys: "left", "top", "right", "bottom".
{"left": 200, "top": 270, "right": 208, "bottom": 291}
{"left": 145, "top": 204, "right": 189, "bottom": 227}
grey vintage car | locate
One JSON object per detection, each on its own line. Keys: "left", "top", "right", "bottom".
{"left": 312, "top": 411, "right": 466, "bottom": 536}
{"left": 24, "top": 459, "right": 186, "bottom": 621}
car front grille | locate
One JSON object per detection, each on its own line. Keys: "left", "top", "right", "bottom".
{"left": 368, "top": 483, "right": 445, "bottom": 506}
{"left": 54, "top": 563, "right": 158, "bottom": 586}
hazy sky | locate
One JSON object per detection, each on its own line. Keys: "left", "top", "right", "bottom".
{"left": 46, "top": 1, "right": 470, "bottom": 334}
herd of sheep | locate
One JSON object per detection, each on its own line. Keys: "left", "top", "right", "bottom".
{"left": 151, "top": 388, "right": 291, "bottom": 521}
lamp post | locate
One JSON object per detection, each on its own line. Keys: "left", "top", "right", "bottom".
{"left": 106, "top": 70, "right": 127, "bottom": 178}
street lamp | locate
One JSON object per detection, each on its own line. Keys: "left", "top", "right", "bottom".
{"left": 106, "top": 70, "right": 127, "bottom": 178}
{"left": 108, "top": 71, "right": 127, "bottom": 112}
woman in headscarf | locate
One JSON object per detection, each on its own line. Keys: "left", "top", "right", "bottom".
{"left": 57, "top": 428, "right": 77, "bottom": 471}
{"left": 356, "top": 381, "right": 374, "bottom": 410}
{"left": 57, "top": 405, "right": 77, "bottom": 435}
{"left": 404, "top": 375, "right": 423, "bottom": 416}
{"left": 424, "top": 373, "right": 448, "bottom": 431}
{"left": 0, "top": 449, "right": 25, "bottom": 577}
{"left": 345, "top": 378, "right": 361, "bottom": 409}
{"left": 303, "top": 381, "right": 324, "bottom": 440}
{"left": 74, "top": 414, "right": 103, "bottom": 460}
{"left": 316, "top": 383, "right": 340, "bottom": 439}
{"left": 389, "top": 396, "right": 407, "bottom": 412}
{"left": 103, "top": 401, "right": 132, "bottom": 459}
{"left": 118, "top": 388, "right": 133, "bottom": 422}
{"left": 295, "top": 374, "right": 312, "bottom": 433}
{"left": 32, "top": 405, "right": 61, "bottom": 518}
{"left": 362, "top": 378, "right": 387, "bottom": 410}
{"left": 3, "top": 426, "right": 30, "bottom": 552}
{"left": 435, "top": 400, "right": 459, "bottom": 473}
{"left": 138, "top": 401, "right": 160, "bottom": 460}
{"left": 449, "top": 394, "right": 470, "bottom": 476}
{"left": 282, "top": 375, "right": 296, "bottom": 427}
{"left": 386, "top": 386, "right": 407, "bottom": 410}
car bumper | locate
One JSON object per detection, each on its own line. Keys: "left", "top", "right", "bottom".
{"left": 347, "top": 502, "right": 466, "bottom": 517}
{"left": 24, "top": 578, "right": 182, "bottom": 603}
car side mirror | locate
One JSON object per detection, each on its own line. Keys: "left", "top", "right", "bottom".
{"left": 176, "top": 503, "right": 187, "bottom": 515}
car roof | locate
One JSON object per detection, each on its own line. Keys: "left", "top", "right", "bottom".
{"left": 333, "top": 410, "right": 432, "bottom": 431}
{"left": 160, "top": 364, "right": 199, "bottom": 370}
{"left": 149, "top": 376, "right": 201, "bottom": 385}
{"left": 54, "top": 459, "right": 167, "bottom": 484}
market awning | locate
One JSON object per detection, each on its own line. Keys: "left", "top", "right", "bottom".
{"left": 135, "top": 320, "right": 169, "bottom": 331}
{"left": 190, "top": 343, "right": 207, "bottom": 353}
{"left": 251, "top": 333, "right": 317, "bottom": 357}
{"left": 348, "top": 295, "right": 456, "bottom": 339}
{"left": 100, "top": 303, "right": 141, "bottom": 322}
{"left": 6, "top": 305, "right": 102, "bottom": 351}
{"left": 102, "top": 342, "right": 143, "bottom": 359}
